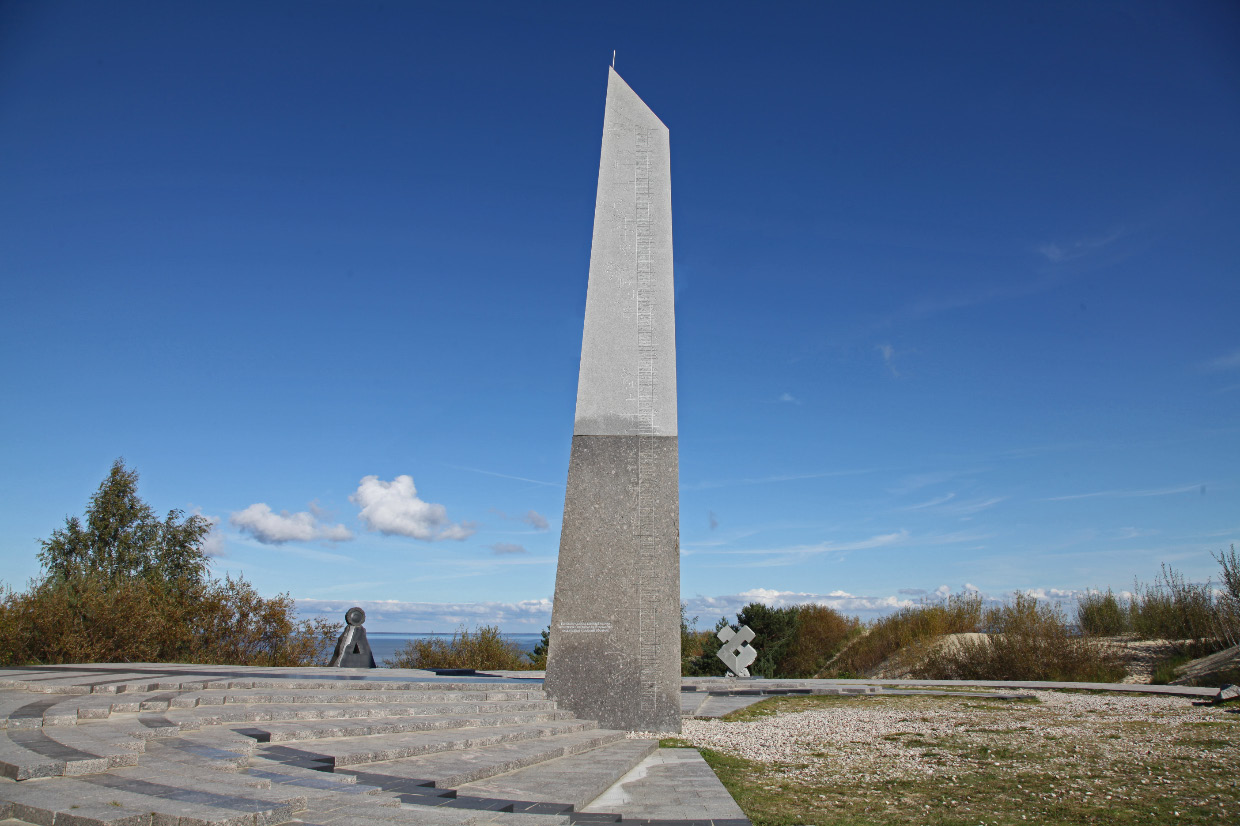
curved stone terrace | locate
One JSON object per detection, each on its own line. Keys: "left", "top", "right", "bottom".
{"left": 0, "top": 663, "right": 744, "bottom": 826}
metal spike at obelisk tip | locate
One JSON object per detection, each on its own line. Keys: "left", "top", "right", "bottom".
{"left": 543, "top": 67, "right": 681, "bottom": 733}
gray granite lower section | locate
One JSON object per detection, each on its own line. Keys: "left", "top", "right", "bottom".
{"left": 545, "top": 436, "right": 681, "bottom": 734}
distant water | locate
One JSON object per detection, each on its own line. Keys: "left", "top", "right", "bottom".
{"left": 365, "top": 632, "right": 543, "bottom": 667}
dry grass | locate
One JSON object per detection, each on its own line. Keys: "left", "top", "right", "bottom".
{"left": 820, "top": 593, "right": 982, "bottom": 678}
{"left": 1079, "top": 554, "right": 1240, "bottom": 647}
{"left": 915, "top": 593, "right": 1127, "bottom": 683}
{"left": 675, "top": 692, "right": 1240, "bottom": 825}
{"left": 382, "top": 624, "right": 530, "bottom": 670}
{"left": 780, "top": 605, "right": 861, "bottom": 678}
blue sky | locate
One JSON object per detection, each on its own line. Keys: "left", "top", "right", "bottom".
{"left": 2, "top": 1, "right": 1237, "bottom": 632}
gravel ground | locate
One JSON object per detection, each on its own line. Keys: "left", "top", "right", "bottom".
{"left": 634, "top": 691, "right": 1237, "bottom": 785}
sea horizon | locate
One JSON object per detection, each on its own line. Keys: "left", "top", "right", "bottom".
{"left": 362, "top": 631, "right": 544, "bottom": 665}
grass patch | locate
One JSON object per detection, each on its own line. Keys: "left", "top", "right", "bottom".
{"left": 720, "top": 694, "right": 867, "bottom": 722}
{"left": 659, "top": 737, "right": 694, "bottom": 748}
{"left": 720, "top": 693, "right": 1039, "bottom": 725}
{"left": 1151, "top": 648, "right": 1199, "bottom": 685}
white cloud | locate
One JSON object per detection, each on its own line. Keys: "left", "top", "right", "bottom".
{"left": 298, "top": 579, "right": 1201, "bottom": 632}
{"left": 230, "top": 503, "right": 354, "bottom": 545}
{"left": 904, "top": 493, "right": 956, "bottom": 510}
{"left": 1037, "top": 229, "right": 1124, "bottom": 263}
{"left": 943, "top": 496, "right": 1005, "bottom": 516}
{"left": 351, "top": 475, "right": 476, "bottom": 541}
{"left": 876, "top": 343, "right": 900, "bottom": 377}
{"left": 704, "top": 529, "right": 1001, "bottom": 560}
{"left": 685, "top": 468, "right": 874, "bottom": 491}
{"left": 686, "top": 583, "right": 1121, "bottom": 625}
{"left": 523, "top": 510, "right": 549, "bottom": 531}
{"left": 778, "top": 392, "right": 799, "bottom": 404}
{"left": 490, "top": 542, "right": 527, "bottom": 555}
{"left": 199, "top": 510, "right": 226, "bottom": 555}
{"left": 1201, "top": 348, "right": 1240, "bottom": 372}
{"left": 452, "top": 465, "right": 560, "bottom": 487}
{"left": 683, "top": 589, "right": 913, "bottom": 620}
{"left": 296, "top": 597, "right": 552, "bottom": 631}
{"left": 1043, "top": 483, "right": 1203, "bottom": 502}
{"left": 194, "top": 510, "right": 226, "bottom": 558}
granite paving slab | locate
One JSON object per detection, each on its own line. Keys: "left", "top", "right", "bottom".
{"left": 260, "top": 718, "right": 601, "bottom": 770}
{"left": 582, "top": 749, "right": 745, "bottom": 822}
{"left": 682, "top": 696, "right": 766, "bottom": 719}
{"left": 330, "top": 728, "right": 626, "bottom": 785}
{"left": 454, "top": 739, "right": 657, "bottom": 811}
{"left": 230, "top": 711, "right": 576, "bottom": 744}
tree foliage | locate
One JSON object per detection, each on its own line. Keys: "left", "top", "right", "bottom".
{"left": 38, "top": 459, "right": 211, "bottom": 590}
{"left": 529, "top": 626, "right": 550, "bottom": 669}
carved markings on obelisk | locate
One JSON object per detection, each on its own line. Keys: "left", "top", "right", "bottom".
{"left": 634, "top": 126, "right": 660, "bottom": 718}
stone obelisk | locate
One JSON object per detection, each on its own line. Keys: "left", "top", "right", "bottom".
{"left": 544, "top": 67, "right": 681, "bottom": 733}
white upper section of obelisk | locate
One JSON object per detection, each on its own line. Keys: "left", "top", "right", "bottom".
{"left": 573, "top": 68, "right": 677, "bottom": 437}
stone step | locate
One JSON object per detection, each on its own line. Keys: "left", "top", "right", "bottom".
{"left": 7, "top": 687, "right": 548, "bottom": 727}
{"left": 258, "top": 719, "right": 600, "bottom": 771}
{"left": 168, "top": 700, "right": 561, "bottom": 728}
{"left": 336, "top": 728, "right": 630, "bottom": 790}
{"left": 291, "top": 794, "right": 571, "bottom": 826}
{"left": 0, "top": 675, "right": 536, "bottom": 698}
{"left": 170, "top": 689, "right": 546, "bottom": 708}
{"left": 0, "top": 773, "right": 307, "bottom": 826}
{"left": 231, "top": 710, "right": 578, "bottom": 744}
{"left": 453, "top": 738, "right": 657, "bottom": 811}
{"left": 144, "top": 730, "right": 258, "bottom": 770}
{"left": 0, "top": 720, "right": 267, "bottom": 782}
{"left": 0, "top": 725, "right": 146, "bottom": 781}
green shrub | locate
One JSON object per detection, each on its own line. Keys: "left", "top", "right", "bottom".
{"left": 685, "top": 617, "right": 732, "bottom": 677}
{"left": 821, "top": 592, "right": 983, "bottom": 677}
{"left": 915, "top": 592, "right": 1125, "bottom": 682}
{"left": 529, "top": 626, "right": 550, "bottom": 669}
{"left": 1076, "top": 588, "right": 1131, "bottom": 636}
{"left": 680, "top": 607, "right": 718, "bottom": 675}
{"left": 383, "top": 625, "right": 529, "bottom": 670}
{"left": 734, "top": 603, "right": 799, "bottom": 678}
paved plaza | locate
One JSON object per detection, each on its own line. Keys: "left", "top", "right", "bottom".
{"left": 0, "top": 664, "right": 746, "bottom": 826}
